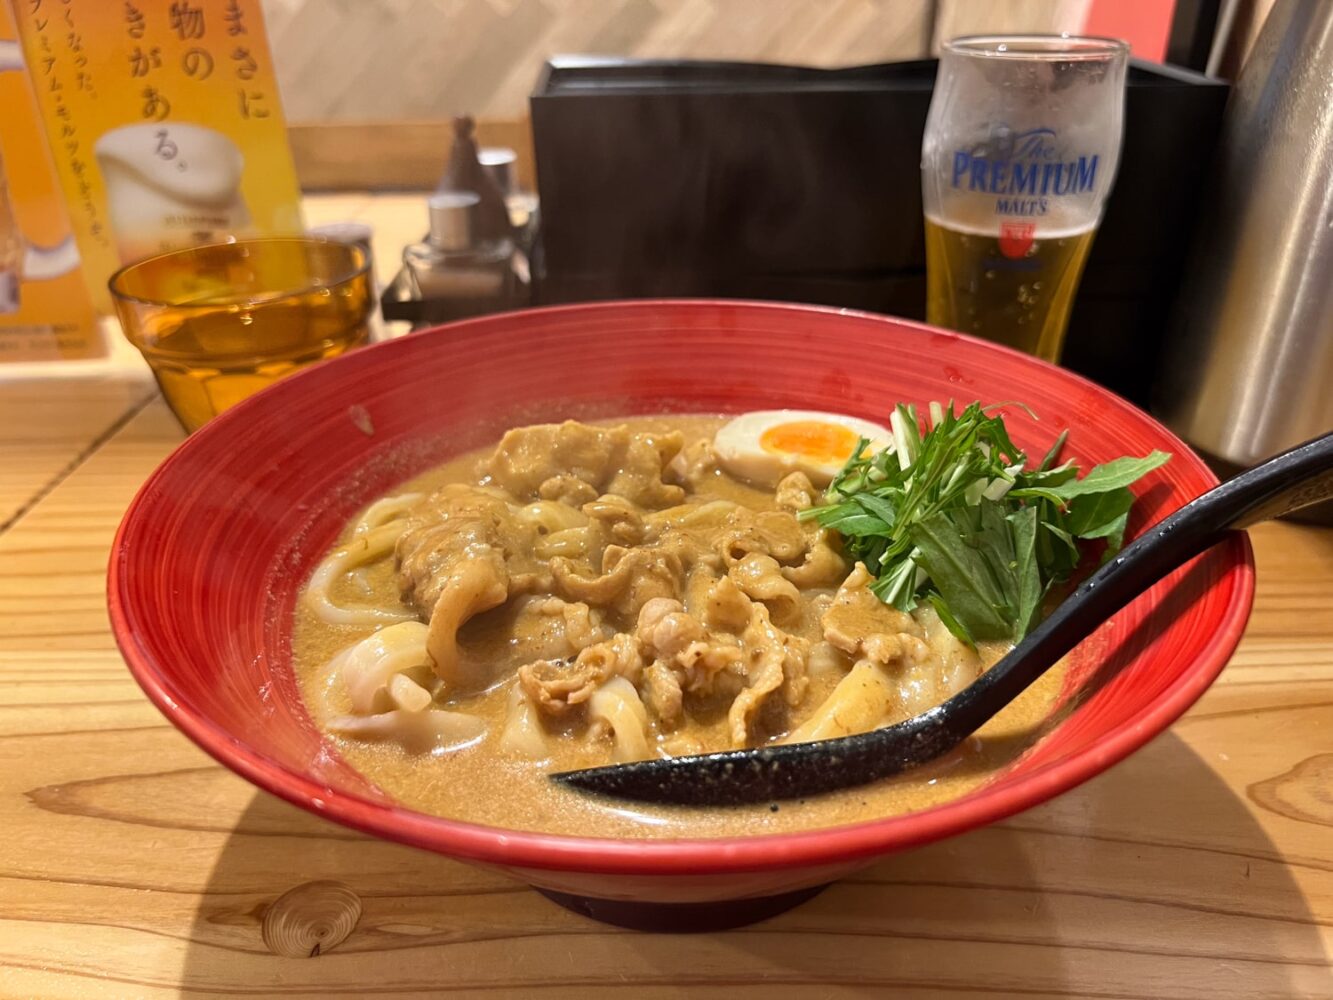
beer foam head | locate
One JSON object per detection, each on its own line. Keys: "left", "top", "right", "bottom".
{"left": 94, "top": 124, "right": 244, "bottom": 206}
{"left": 924, "top": 212, "right": 1098, "bottom": 240}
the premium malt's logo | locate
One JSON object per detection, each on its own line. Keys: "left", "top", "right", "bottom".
{"left": 951, "top": 127, "right": 1100, "bottom": 219}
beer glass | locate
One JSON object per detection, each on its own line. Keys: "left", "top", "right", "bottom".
{"left": 922, "top": 36, "right": 1128, "bottom": 362}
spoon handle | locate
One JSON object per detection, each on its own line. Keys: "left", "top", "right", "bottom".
{"left": 947, "top": 431, "right": 1333, "bottom": 734}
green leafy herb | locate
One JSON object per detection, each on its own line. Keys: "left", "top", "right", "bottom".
{"left": 800, "top": 402, "right": 1169, "bottom": 645}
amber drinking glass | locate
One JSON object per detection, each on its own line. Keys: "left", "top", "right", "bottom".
{"left": 110, "top": 237, "right": 372, "bottom": 432}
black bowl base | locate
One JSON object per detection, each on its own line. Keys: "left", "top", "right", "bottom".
{"left": 536, "top": 883, "right": 829, "bottom": 931}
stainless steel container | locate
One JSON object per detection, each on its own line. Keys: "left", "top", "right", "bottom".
{"left": 1157, "top": 0, "right": 1333, "bottom": 467}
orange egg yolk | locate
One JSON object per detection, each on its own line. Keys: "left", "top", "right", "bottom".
{"left": 759, "top": 421, "right": 861, "bottom": 463}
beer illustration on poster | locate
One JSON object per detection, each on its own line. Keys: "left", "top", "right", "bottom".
{"left": 922, "top": 36, "right": 1129, "bottom": 363}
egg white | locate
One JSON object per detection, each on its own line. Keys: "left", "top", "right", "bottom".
{"left": 713, "top": 410, "right": 893, "bottom": 489}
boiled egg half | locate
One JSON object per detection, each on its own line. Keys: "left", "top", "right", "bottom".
{"left": 713, "top": 410, "right": 892, "bottom": 488}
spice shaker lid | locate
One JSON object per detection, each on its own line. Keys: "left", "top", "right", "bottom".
{"left": 427, "top": 192, "right": 479, "bottom": 252}
{"left": 478, "top": 147, "right": 518, "bottom": 197}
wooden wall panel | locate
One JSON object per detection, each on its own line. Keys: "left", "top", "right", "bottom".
{"left": 260, "top": 0, "right": 936, "bottom": 122}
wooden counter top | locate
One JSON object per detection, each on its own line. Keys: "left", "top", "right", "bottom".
{"left": 1, "top": 203, "right": 1330, "bottom": 998}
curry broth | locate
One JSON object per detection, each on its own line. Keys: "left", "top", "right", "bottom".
{"left": 291, "top": 414, "right": 1064, "bottom": 838}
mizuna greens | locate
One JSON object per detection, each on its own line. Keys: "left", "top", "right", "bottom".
{"left": 800, "top": 402, "right": 1170, "bottom": 645}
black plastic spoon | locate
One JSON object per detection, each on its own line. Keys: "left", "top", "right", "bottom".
{"left": 552, "top": 431, "right": 1333, "bottom": 807}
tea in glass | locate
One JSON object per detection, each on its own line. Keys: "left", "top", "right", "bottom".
{"left": 110, "top": 238, "right": 372, "bottom": 432}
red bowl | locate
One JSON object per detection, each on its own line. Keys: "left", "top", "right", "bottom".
{"left": 109, "top": 300, "right": 1253, "bottom": 919}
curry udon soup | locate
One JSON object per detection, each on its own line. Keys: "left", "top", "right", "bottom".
{"left": 294, "top": 415, "right": 1063, "bottom": 838}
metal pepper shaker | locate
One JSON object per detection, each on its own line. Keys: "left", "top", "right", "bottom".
{"left": 1156, "top": 0, "right": 1333, "bottom": 467}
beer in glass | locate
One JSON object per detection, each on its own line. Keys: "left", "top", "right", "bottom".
{"left": 922, "top": 36, "right": 1128, "bottom": 362}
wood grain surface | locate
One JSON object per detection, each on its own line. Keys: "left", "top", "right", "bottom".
{"left": 0, "top": 377, "right": 155, "bottom": 530}
{"left": 2, "top": 260, "right": 1331, "bottom": 997}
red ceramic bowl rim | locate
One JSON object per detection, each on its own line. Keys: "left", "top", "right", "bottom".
{"left": 109, "top": 299, "right": 1255, "bottom": 876}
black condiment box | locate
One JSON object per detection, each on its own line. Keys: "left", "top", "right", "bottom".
{"left": 530, "top": 57, "right": 1228, "bottom": 405}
